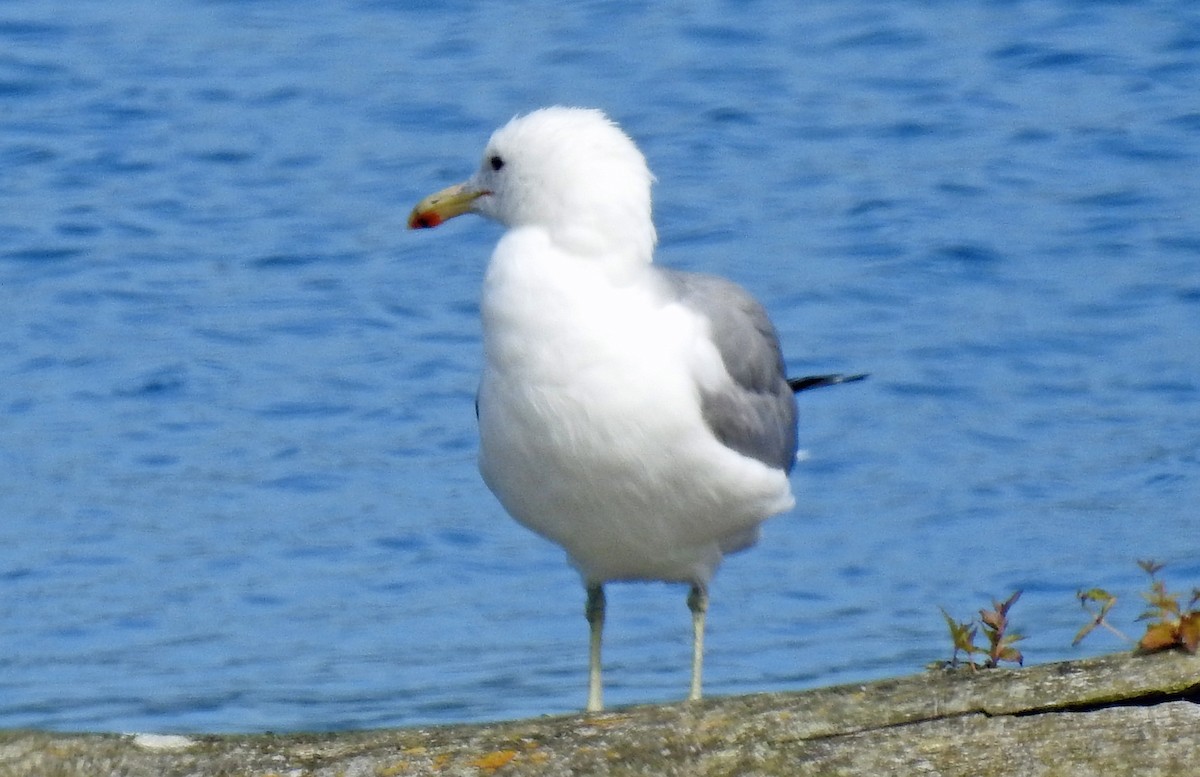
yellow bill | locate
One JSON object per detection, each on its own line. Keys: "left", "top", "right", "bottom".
{"left": 408, "top": 182, "right": 488, "bottom": 229}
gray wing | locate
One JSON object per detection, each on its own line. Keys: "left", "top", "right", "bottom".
{"left": 657, "top": 268, "right": 799, "bottom": 473}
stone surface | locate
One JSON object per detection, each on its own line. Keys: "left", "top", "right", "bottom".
{"left": 2, "top": 650, "right": 1197, "bottom": 776}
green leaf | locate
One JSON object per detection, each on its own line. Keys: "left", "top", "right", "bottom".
{"left": 1078, "top": 588, "right": 1115, "bottom": 608}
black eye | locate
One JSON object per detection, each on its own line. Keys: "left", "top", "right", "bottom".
{"left": 489, "top": 155, "right": 505, "bottom": 171}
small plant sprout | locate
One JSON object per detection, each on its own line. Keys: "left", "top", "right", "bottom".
{"left": 1074, "top": 560, "right": 1199, "bottom": 655}
{"left": 935, "top": 590, "right": 1024, "bottom": 670}
{"left": 979, "top": 590, "right": 1025, "bottom": 667}
{"left": 1072, "top": 588, "right": 1129, "bottom": 646}
{"left": 1135, "top": 560, "right": 1200, "bottom": 654}
{"left": 938, "top": 608, "right": 980, "bottom": 669}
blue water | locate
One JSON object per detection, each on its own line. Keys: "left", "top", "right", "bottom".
{"left": 2, "top": 0, "right": 1198, "bottom": 733}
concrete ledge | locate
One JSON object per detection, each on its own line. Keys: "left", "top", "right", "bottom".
{"left": 2, "top": 650, "right": 1198, "bottom": 776}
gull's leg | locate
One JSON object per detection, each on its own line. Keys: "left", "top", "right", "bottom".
{"left": 585, "top": 584, "right": 606, "bottom": 712}
{"left": 687, "top": 583, "right": 708, "bottom": 702}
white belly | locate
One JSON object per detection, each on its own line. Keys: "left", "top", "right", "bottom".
{"left": 476, "top": 231, "right": 794, "bottom": 585}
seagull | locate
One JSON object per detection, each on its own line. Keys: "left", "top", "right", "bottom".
{"left": 408, "top": 107, "right": 863, "bottom": 712}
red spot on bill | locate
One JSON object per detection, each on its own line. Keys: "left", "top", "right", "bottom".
{"left": 408, "top": 211, "right": 443, "bottom": 229}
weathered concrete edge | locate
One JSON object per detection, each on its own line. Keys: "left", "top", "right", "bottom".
{"left": 741, "top": 646, "right": 1200, "bottom": 738}
{"left": 2, "top": 649, "right": 1198, "bottom": 777}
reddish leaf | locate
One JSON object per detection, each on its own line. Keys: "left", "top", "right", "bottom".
{"left": 1138, "top": 622, "right": 1179, "bottom": 652}
{"left": 1178, "top": 613, "right": 1200, "bottom": 654}
{"left": 980, "top": 609, "right": 1003, "bottom": 631}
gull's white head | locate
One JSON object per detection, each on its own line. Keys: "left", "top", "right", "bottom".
{"left": 410, "top": 107, "right": 657, "bottom": 261}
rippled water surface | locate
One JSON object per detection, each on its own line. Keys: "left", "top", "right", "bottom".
{"left": 2, "top": 1, "right": 1199, "bottom": 732}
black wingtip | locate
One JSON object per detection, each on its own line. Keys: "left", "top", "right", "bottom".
{"left": 788, "top": 373, "right": 869, "bottom": 393}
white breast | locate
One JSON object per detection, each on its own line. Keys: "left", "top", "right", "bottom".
{"left": 476, "top": 229, "right": 794, "bottom": 585}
